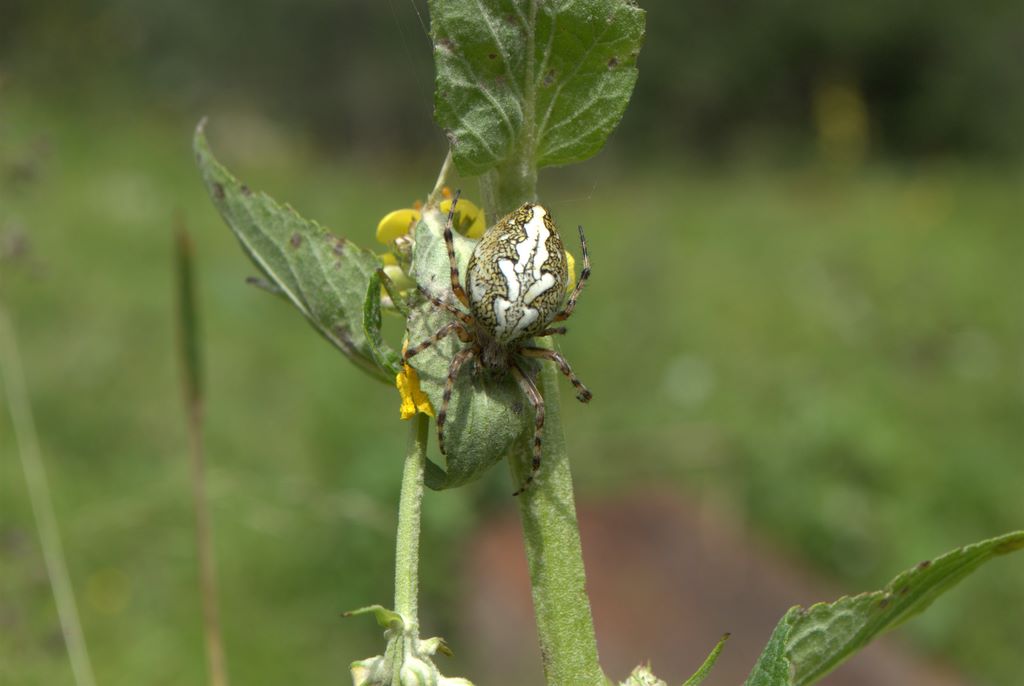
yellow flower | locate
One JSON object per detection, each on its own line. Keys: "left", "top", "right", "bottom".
{"left": 377, "top": 191, "right": 485, "bottom": 245}
{"left": 376, "top": 192, "right": 486, "bottom": 305}
{"left": 396, "top": 360, "right": 434, "bottom": 419}
{"left": 438, "top": 196, "right": 486, "bottom": 238}
{"left": 377, "top": 208, "right": 421, "bottom": 245}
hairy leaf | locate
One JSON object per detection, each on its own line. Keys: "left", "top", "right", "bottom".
{"left": 744, "top": 531, "right": 1024, "bottom": 686}
{"left": 744, "top": 609, "right": 799, "bottom": 686}
{"left": 405, "top": 206, "right": 532, "bottom": 490}
{"left": 431, "top": 0, "right": 645, "bottom": 175}
{"left": 194, "top": 121, "right": 388, "bottom": 382}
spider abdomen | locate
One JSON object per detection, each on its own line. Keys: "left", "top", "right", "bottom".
{"left": 467, "top": 203, "right": 568, "bottom": 345}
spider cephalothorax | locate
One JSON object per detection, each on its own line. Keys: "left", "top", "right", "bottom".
{"left": 405, "top": 193, "right": 592, "bottom": 494}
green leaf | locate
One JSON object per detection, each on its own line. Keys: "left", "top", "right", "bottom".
{"left": 194, "top": 120, "right": 388, "bottom": 382}
{"left": 405, "top": 207, "right": 531, "bottom": 490}
{"left": 744, "top": 531, "right": 1024, "bottom": 686}
{"left": 681, "top": 633, "right": 729, "bottom": 686}
{"left": 744, "top": 609, "right": 800, "bottom": 686}
{"left": 379, "top": 267, "right": 412, "bottom": 318}
{"left": 343, "top": 604, "right": 405, "bottom": 631}
{"left": 363, "top": 269, "right": 403, "bottom": 376}
{"left": 431, "top": 0, "right": 645, "bottom": 176}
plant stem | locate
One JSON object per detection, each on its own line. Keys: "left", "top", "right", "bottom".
{"left": 509, "top": 341, "right": 604, "bottom": 686}
{"left": 395, "top": 414, "right": 430, "bottom": 626}
{"left": 480, "top": 159, "right": 537, "bottom": 224}
{"left": 426, "top": 151, "right": 455, "bottom": 208}
{"left": 185, "top": 399, "right": 230, "bottom": 686}
{"left": 476, "top": 13, "right": 603, "bottom": 667}
{"left": 174, "top": 225, "right": 230, "bottom": 686}
{"left": 0, "top": 302, "right": 97, "bottom": 686}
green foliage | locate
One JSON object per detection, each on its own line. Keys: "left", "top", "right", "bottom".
{"left": 362, "top": 269, "right": 403, "bottom": 377}
{"left": 745, "top": 531, "right": 1024, "bottom": 685}
{"left": 344, "top": 604, "right": 405, "bottom": 631}
{"left": 5, "top": 91, "right": 1023, "bottom": 685}
{"left": 430, "top": 0, "right": 645, "bottom": 176}
{"left": 193, "top": 121, "right": 388, "bottom": 383}
{"left": 681, "top": 634, "right": 729, "bottom": 686}
{"left": 744, "top": 612, "right": 796, "bottom": 686}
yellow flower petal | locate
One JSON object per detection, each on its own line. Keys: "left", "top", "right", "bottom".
{"left": 396, "top": 363, "right": 434, "bottom": 419}
{"left": 376, "top": 208, "right": 421, "bottom": 244}
{"left": 440, "top": 197, "right": 486, "bottom": 238}
{"left": 378, "top": 252, "right": 398, "bottom": 266}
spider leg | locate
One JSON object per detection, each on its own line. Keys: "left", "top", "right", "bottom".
{"left": 537, "top": 326, "right": 567, "bottom": 337}
{"left": 436, "top": 347, "right": 476, "bottom": 456}
{"left": 443, "top": 190, "right": 471, "bottom": 309}
{"left": 552, "top": 225, "right": 590, "bottom": 323}
{"left": 518, "top": 346, "right": 592, "bottom": 403}
{"left": 404, "top": 321, "right": 469, "bottom": 361}
{"left": 417, "top": 285, "right": 474, "bottom": 328}
{"left": 510, "top": 362, "right": 545, "bottom": 496}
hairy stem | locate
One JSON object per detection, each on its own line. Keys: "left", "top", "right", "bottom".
{"left": 480, "top": 160, "right": 537, "bottom": 224}
{"left": 508, "top": 339, "right": 603, "bottom": 686}
{"left": 480, "top": 1, "right": 539, "bottom": 224}
{"left": 395, "top": 414, "right": 430, "bottom": 626}
{"left": 476, "top": 7, "right": 603, "bottom": 673}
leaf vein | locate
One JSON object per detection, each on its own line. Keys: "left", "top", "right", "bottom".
{"left": 474, "top": 0, "right": 524, "bottom": 102}
{"left": 534, "top": 14, "right": 617, "bottom": 151}
{"left": 446, "top": 50, "right": 521, "bottom": 143}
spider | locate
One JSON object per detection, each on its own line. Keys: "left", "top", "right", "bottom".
{"left": 404, "top": 192, "right": 592, "bottom": 495}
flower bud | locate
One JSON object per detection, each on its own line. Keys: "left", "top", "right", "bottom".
{"left": 621, "top": 664, "right": 668, "bottom": 686}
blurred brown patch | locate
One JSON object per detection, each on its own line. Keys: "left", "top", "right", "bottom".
{"left": 460, "top": 489, "right": 968, "bottom": 686}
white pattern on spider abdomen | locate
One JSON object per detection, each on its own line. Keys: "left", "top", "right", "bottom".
{"left": 467, "top": 204, "right": 568, "bottom": 345}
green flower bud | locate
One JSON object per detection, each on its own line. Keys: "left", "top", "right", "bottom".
{"left": 398, "top": 655, "right": 436, "bottom": 685}
{"left": 346, "top": 607, "right": 475, "bottom": 686}
{"left": 349, "top": 655, "right": 387, "bottom": 686}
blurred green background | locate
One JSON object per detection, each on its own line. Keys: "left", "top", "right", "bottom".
{"left": 1, "top": 1, "right": 1021, "bottom": 685}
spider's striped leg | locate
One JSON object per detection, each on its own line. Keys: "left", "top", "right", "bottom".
{"left": 417, "top": 285, "right": 474, "bottom": 328}
{"left": 552, "top": 225, "right": 591, "bottom": 323}
{"left": 518, "top": 346, "right": 592, "bottom": 403}
{"left": 404, "top": 321, "right": 468, "bottom": 361}
{"left": 510, "top": 362, "right": 545, "bottom": 496}
{"left": 443, "top": 190, "right": 471, "bottom": 308}
{"left": 436, "top": 347, "right": 476, "bottom": 456}
{"left": 537, "top": 327, "right": 567, "bottom": 337}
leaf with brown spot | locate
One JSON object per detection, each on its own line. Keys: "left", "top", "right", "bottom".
{"left": 431, "top": 0, "right": 646, "bottom": 175}
{"left": 194, "top": 120, "right": 388, "bottom": 382}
